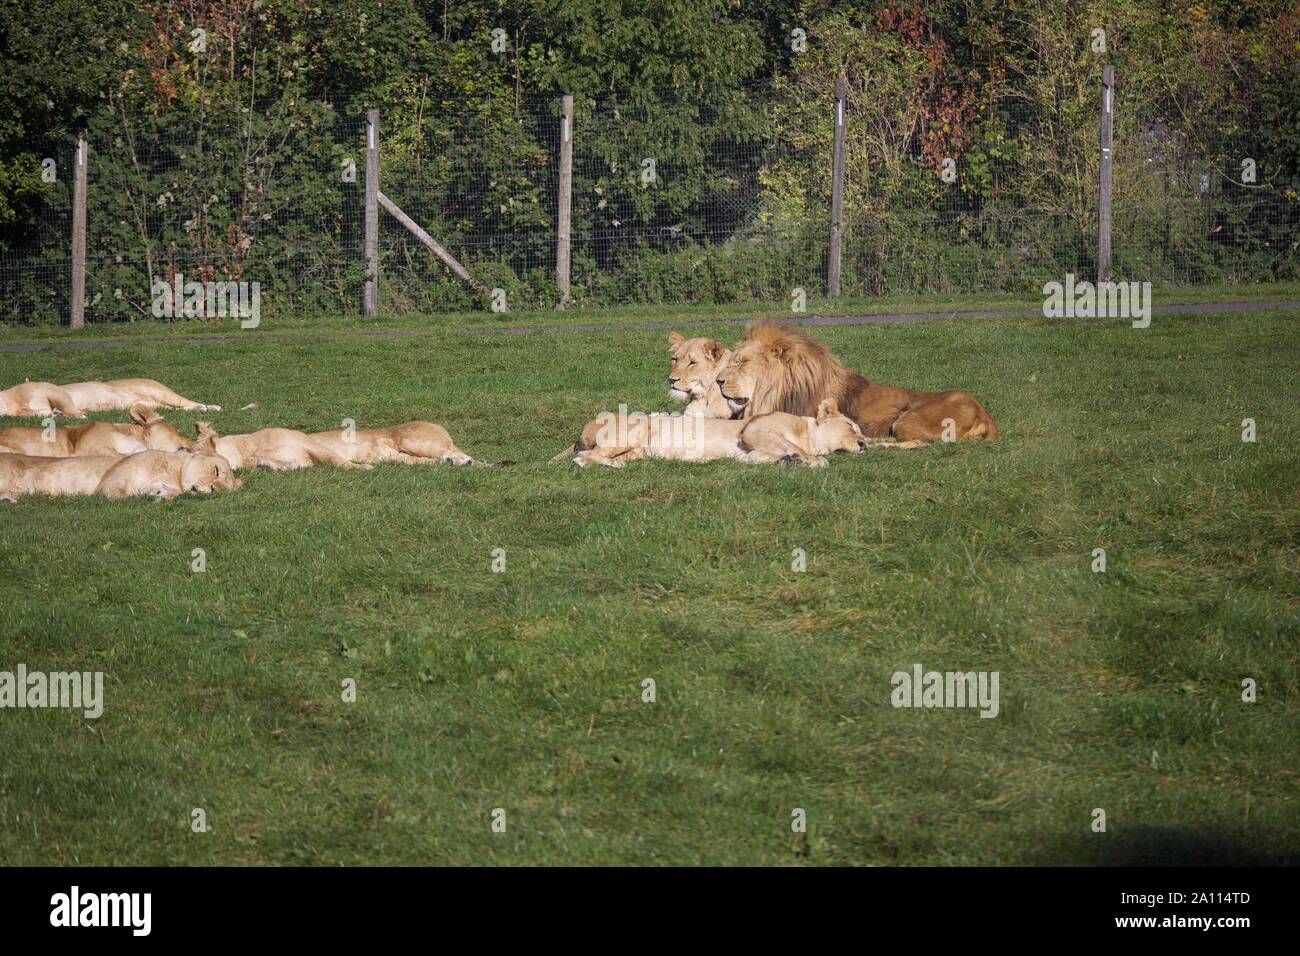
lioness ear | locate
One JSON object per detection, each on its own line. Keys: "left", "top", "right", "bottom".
{"left": 129, "top": 402, "right": 160, "bottom": 426}
{"left": 193, "top": 421, "right": 217, "bottom": 453}
{"left": 668, "top": 331, "right": 684, "bottom": 349}
{"left": 817, "top": 397, "right": 838, "bottom": 421}
{"left": 705, "top": 339, "right": 724, "bottom": 362}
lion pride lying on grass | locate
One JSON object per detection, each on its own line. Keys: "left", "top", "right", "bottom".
{"left": 715, "top": 320, "right": 996, "bottom": 445}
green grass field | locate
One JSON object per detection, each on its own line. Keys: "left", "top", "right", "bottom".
{"left": 1, "top": 299, "right": 1297, "bottom": 865}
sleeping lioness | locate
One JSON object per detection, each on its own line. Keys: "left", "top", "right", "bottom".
{"left": 309, "top": 421, "right": 481, "bottom": 466}
{"left": 0, "top": 404, "right": 191, "bottom": 457}
{"left": 93, "top": 449, "right": 241, "bottom": 499}
{"left": 0, "top": 447, "right": 239, "bottom": 500}
{"left": 195, "top": 422, "right": 371, "bottom": 471}
{"left": 61, "top": 378, "right": 220, "bottom": 413}
{"left": 668, "top": 331, "right": 732, "bottom": 418}
{"left": 549, "top": 331, "right": 735, "bottom": 463}
{"left": 572, "top": 398, "right": 867, "bottom": 468}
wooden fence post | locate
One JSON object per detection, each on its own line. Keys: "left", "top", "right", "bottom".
{"left": 556, "top": 94, "right": 574, "bottom": 307}
{"left": 70, "top": 130, "right": 88, "bottom": 328}
{"left": 828, "top": 76, "right": 847, "bottom": 297}
{"left": 1098, "top": 65, "right": 1114, "bottom": 285}
{"left": 364, "top": 108, "right": 379, "bottom": 316}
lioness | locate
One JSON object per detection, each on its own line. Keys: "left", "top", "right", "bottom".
{"left": 715, "top": 320, "right": 997, "bottom": 444}
{"left": 548, "top": 331, "right": 734, "bottom": 463}
{"left": 62, "top": 378, "right": 220, "bottom": 413}
{"left": 94, "top": 449, "right": 241, "bottom": 500}
{"left": 668, "top": 331, "right": 733, "bottom": 418}
{"left": 0, "top": 381, "right": 83, "bottom": 418}
{"left": 309, "top": 421, "right": 480, "bottom": 466}
{"left": 0, "top": 448, "right": 239, "bottom": 500}
{"left": 0, "top": 404, "right": 191, "bottom": 457}
{"left": 572, "top": 398, "right": 866, "bottom": 468}
{"left": 195, "top": 422, "right": 372, "bottom": 471}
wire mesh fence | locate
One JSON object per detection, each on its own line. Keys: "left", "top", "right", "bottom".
{"left": 0, "top": 73, "right": 1295, "bottom": 327}
{"left": 378, "top": 93, "right": 558, "bottom": 314}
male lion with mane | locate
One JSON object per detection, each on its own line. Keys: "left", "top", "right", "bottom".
{"left": 715, "top": 320, "right": 996, "bottom": 445}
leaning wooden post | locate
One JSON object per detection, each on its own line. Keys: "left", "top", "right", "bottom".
{"left": 364, "top": 108, "right": 380, "bottom": 316}
{"left": 828, "top": 76, "right": 847, "bottom": 297}
{"left": 70, "top": 130, "right": 88, "bottom": 328}
{"left": 377, "top": 191, "right": 486, "bottom": 294}
{"left": 556, "top": 94, "right": 574, "bottom": 307}
{"left": 1097, "top": 65, "right": 1114, "bottom": 285}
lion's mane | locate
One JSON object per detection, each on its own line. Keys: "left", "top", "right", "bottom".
{"left": 739, "top": 320, "right": 869, "bottom": 418}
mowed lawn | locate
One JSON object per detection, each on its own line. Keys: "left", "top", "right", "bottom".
{"left": 0, "top": 305, "right": 1297, "bottom": 866}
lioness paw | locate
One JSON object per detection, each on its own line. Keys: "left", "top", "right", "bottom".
{"left": 573, "top": 451, "right": 621, "bottom": 468}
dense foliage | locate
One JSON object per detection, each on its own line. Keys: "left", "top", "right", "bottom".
{"left": 0, "top": 0, "right": 1296, "bottom": 322}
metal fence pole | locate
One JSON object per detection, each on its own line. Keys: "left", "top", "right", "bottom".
{"left": 70, "top": 130, "right": 88, "bottom": 328}
{"left": 828, "top": 76, "right": 847, "bottom": 297}
{"left": 1098, "top": 65, "right": 1114, "bottom": 285}
{"left": 364, "top": 109, "right": 380, "bottom": 316}
{"left": 556, "top": 94, "right": 574, "bottom": 307}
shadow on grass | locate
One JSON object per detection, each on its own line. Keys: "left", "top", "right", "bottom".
{"left": 1038, "top": 825, "right": 1300, "bottom": 866}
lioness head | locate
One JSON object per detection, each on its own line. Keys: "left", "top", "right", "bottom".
{"left": 811, "top": 398, "right": 866, "bottom": 454}
{"left": 180, "top": 452, "right": 241, "bottom": 494}
{"left": 716, "top": 320, "right": 852, "bottom": 418}
{"left": 130, "top": 404, "right": 192, "bottom": 452}
{"left": 667, "top": 331, "right": 728, "bottom": 403}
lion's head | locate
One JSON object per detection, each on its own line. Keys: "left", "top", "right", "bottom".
{"left": 715, "top": 320, "right": 858, "bottom": 418}
{"left": 181, "top": 451, "right": 241, "bottom": 494}
{"left": 129, "top": 403, "right": 193, "bottom": 452}
{"left": 185, "top": 424, "right": 241, "bottom": 492}
{"left": 667, "top": 331, "right": 729, "bottom": 404}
